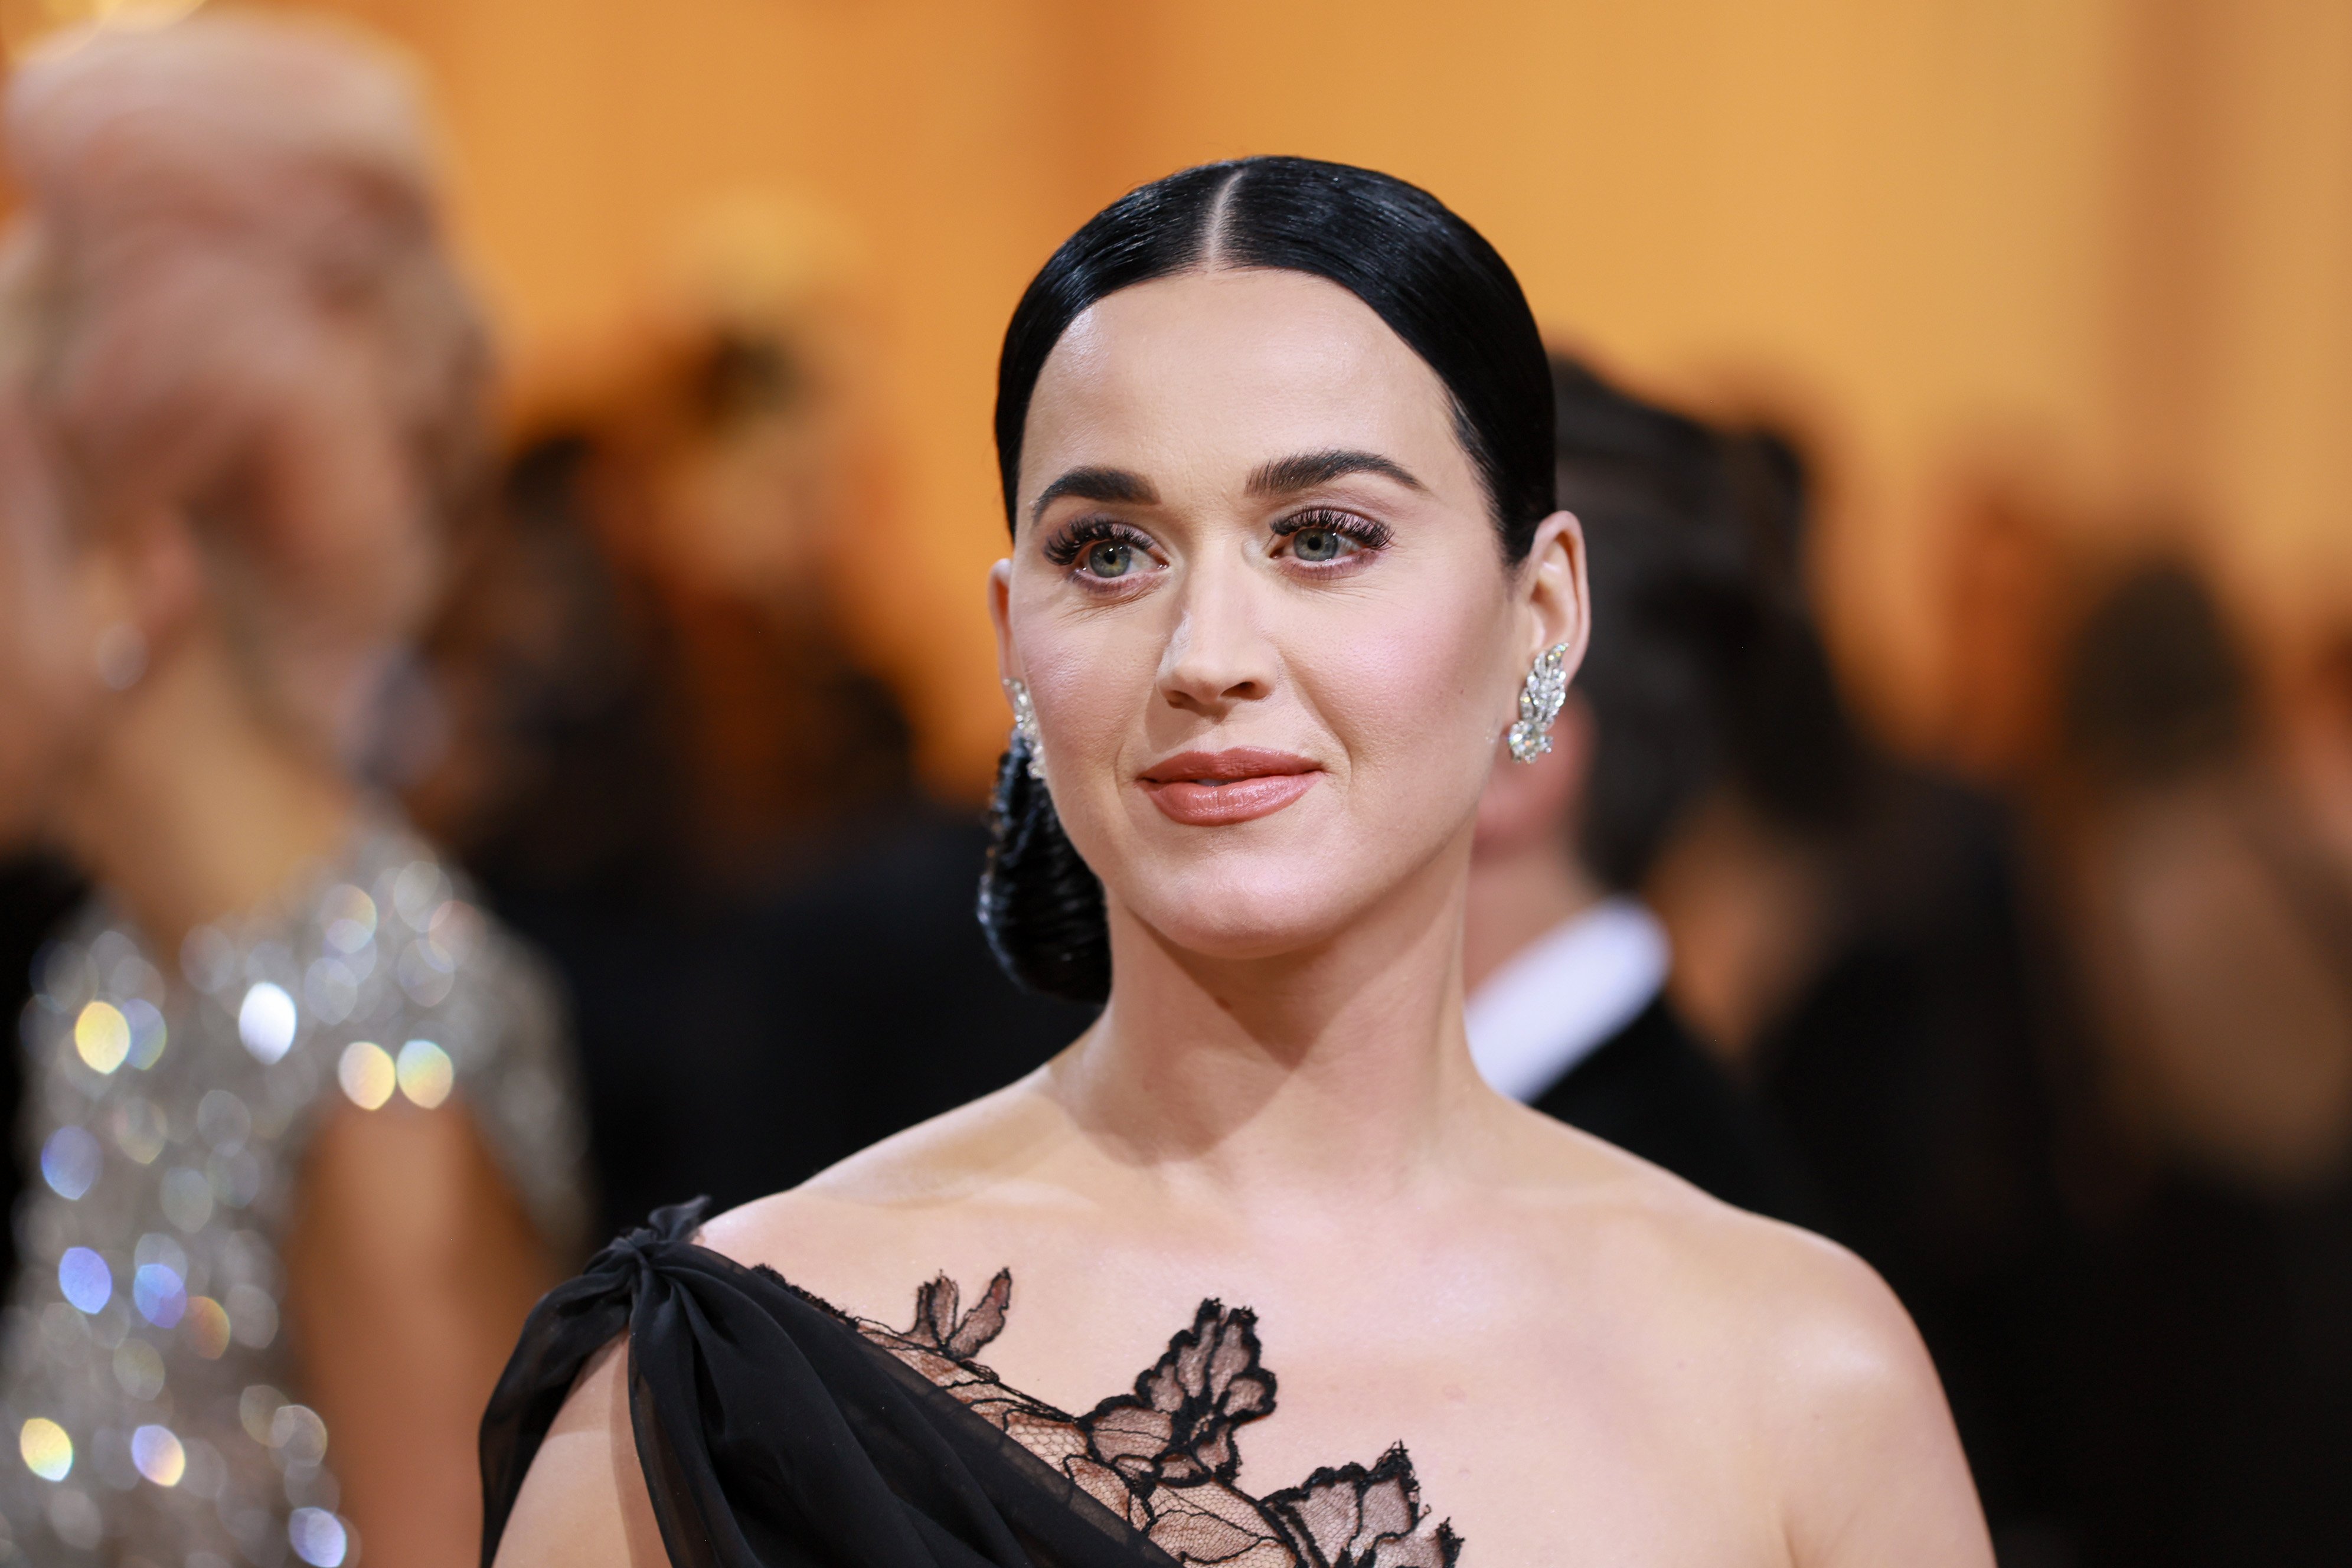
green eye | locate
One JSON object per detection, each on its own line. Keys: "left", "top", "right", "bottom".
{"left": 1082, "top": 540, "right": 1135, "bottom": 577}
{"left": 1291, "top": 528, "right": 1342, "bottom": 563}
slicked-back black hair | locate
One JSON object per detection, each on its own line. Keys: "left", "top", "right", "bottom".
{"left": 981, "top": 156, "right": 1556, "bottom": 1002}
{"left": 994, "top": 156, "right": 1555, "bottom": 554}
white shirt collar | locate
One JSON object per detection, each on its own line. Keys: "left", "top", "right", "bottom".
{"left": 1465, "top": 896, "right": 1671, "bottom": 1103}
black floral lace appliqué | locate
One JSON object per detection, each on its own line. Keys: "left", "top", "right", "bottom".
{"left": 851, "top": 1273, "right": 1462, "bottom": 1568}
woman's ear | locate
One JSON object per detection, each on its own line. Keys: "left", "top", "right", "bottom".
{"left": 1523, "top": 509, "right": 1590, "bottom": 677}
{"left": 987, "top": 556, "right": 1018, "bottom": 687}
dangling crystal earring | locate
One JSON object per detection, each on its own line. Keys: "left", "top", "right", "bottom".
{"left": 1002, "top": 678, "right": 1047, "bottom": 782}
{"left": 1507, "top": 642, "right": 1572, "bottom": 763}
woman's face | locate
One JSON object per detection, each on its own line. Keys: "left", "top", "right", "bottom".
{"left": 994, "top": 267, "right": 1582, "bottom": 963}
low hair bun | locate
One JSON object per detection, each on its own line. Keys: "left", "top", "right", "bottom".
{"left": 978, "top": 740, "right": 1111, "bottom": 1003}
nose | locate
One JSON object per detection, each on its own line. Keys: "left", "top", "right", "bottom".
{"left": 1155, "top": 553, "right": 1275, "bottom": 718}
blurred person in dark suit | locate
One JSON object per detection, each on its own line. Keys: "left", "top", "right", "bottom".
{"left": 1463, "top": 356, "right": 1817, "bottom": 1223}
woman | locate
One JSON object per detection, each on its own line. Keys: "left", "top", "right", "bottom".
{"left": 487, "top": 158, "right": 1989, "bottom": 1566}
{"left": 0, "top": 17, "right": 585, "bottom": 1567}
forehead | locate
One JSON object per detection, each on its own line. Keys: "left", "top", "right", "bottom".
{"left": 1019, "top": 269, "right": 1471, "bottom": 502}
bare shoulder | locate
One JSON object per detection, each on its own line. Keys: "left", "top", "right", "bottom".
{"left": 692, "top": 1072, "right": 1072, "bottom": 1306}
{"left": 1692, "top": 1199, "right": 1951, "bottom": 1436}
{"left": 1733, "top": 1224, "right": 1993, "bottom": 1566}
{"left": 1506, "top": 1110, "right": 1992, "bottom": 1564}
{"left": 1504, "top": 1099, "right": 1921, "bottom": 1366}
{"left": 489, "top": 1339, "right": 667, "bottom": 1568}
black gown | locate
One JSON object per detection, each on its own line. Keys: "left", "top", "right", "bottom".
{"left": 481, "top": 1202, "right": 1462, "bottom": 1568}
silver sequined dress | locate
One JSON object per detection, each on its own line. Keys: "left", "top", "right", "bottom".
{"left": 0, "top": 821, "right": 587, "bottom": 1567}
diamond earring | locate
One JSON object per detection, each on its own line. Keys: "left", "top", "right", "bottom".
{"left": 1507, "top": 642, "right": 1572, "bottom": 763}
{"left": 1003, "top": 678, "right": 1046, "bottom": 782}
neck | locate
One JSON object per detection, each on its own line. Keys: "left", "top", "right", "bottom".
{"left": 1051, "top": 823, "right": 1502, "bottom": 1207}
{"left": 1461, "top": 835, "right": 1606, "bottom": 994}
{"left": 51, "top": 621, "right": 360, "bottom": 958}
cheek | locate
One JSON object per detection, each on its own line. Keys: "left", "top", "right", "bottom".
{"left": 1011, "top": 593, "right": 1163, "bottom": 776}
{"left": 1304, "top": 585, "right": 1513, "bottom": 808}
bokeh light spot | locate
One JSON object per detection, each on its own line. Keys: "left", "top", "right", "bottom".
{"left": 19, "top": 1419, "right": 71, "bottom": 1481}
{"left": 57, "top": 1248, "right": 110, "bottom": 1314}
{"left": 73, "top": 1002, "right": 129, "bottom": 1074}
{"left": 320, "top": 885, "right": 378, "bottom": 954}
{"left": 130, "top": 1425, "right": 184, "bottom": 1487}
{"left": 182, "top": 1295, "right": 231, "bottom": 1359}
{"left": 237, "top": 983, "right": 296, "bottom": 1064}
{"left": 288, "top": 1506, "right": 348, "bottom": 1567}
{"left": 337, "top": 1042, "right": 395, "bottom": 1110}
{"left": 397, "top": 1040, "right": 454, "bottom": 1109}
{"left": 124, "top": 998, "right": 168, "bottom": 1069}
{"left": 111, "top": 1097, "right": 167, "bottom": 1165}
{"left": 267, "top": 1403, "right": 328, "bottom": 1467}
{"left": 132, "top": 1263, "right": 186, "bottom": 1328}
{"left": 238, "top": 1385, "right": 285, "bottom": 1445}
{"left": 40, "top": 1126, "right": 100, "bottom": 1200}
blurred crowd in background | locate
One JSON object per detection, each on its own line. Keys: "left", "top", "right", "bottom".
{"left": 0, "top": 4, "right": 2348, "bottom": 1567}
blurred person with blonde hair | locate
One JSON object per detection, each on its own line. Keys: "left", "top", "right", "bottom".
{"left": 0, "top": 15, "right": 584, "bottom": 1566}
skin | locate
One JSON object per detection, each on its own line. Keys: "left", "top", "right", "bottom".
{"left": 0, "top": 362, "right": 554, "bottom": 1568}
{"left": 498, "top": 267, "right": 1991, "bottom": 1566}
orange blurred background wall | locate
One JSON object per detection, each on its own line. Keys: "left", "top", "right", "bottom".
{"left": 21, "top": 0, "right": 2352, "bottom": 794}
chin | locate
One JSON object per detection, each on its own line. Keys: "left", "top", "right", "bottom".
{"left": 1111, "top": 853, "right": 1377, "bottom": 963}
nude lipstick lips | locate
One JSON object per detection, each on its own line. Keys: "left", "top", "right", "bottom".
{"left": 1138, "top": 749, "right": 1321, "bottom": 825}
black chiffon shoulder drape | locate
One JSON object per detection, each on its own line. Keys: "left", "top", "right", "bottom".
{"left": 479, "top": 1201, "right": 1178, "bottom": 1568}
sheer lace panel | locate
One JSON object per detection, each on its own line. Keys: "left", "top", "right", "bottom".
{"left": 846, "top": 1272, "right": 1462, "bottom": 1568}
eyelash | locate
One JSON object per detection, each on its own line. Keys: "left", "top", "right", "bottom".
{"left": 1037, "top": 507, "right": 1394, "bottom": 582}
{"left": 1041, "top": 517, "right": 1156, "bottom": 569}
{"left": 1269, "top": 507, "right": 1393, "bottom": 557}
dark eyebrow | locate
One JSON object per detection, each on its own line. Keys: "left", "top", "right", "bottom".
{"left": 1245, "top": 448, "right": 1426, "bottom": 498}
{"left": 1029, "top": 466, "right": 1159, "bottom": 525}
